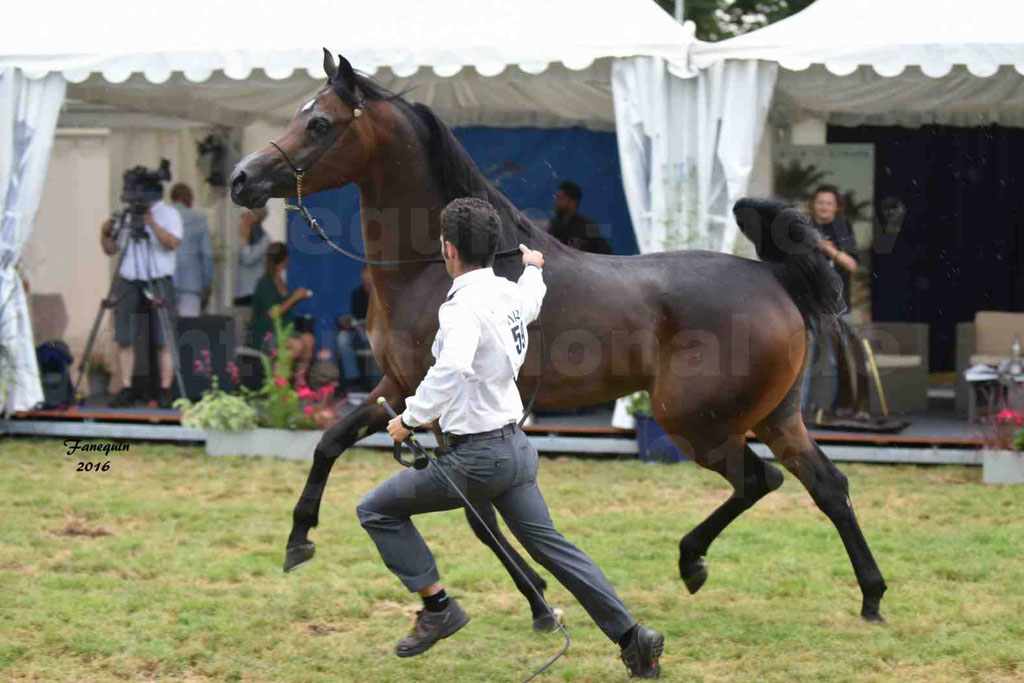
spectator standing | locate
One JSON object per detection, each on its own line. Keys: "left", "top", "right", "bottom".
{"left": 234, "top": 208, "right": 269, "bottom": 307}
{"left": 548, "top": 181, "right": 613, "bottom": 255}
{"left": 170, "top": 183, "right": 213, "bottom": 317}
{"left": 802, "top": 184, "right": 860, "bottom": 414}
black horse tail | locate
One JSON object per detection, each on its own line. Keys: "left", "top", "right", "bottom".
{"left": 733, "top": 197, "right": 845, "bottom": 332}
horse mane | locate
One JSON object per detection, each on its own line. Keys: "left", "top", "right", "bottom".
{"left": 350, "top": 72, "right": 543, "bottom": 254}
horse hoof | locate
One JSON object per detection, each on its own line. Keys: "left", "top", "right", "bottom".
{"left": 861, "top": 611, "right": 885, "bottom": 624}
{"left": 284, "top": 541, "right": 316, "bottom": 573}
{"left": 533, "top": 608, "right": 564, "bottom": 633}
{"left": 680, "top": 557, "right": 708, "bottom": 595}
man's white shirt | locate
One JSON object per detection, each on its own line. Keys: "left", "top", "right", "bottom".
{"left": 116, "top": 199, "right": 184, "bottom": 280}
{"left": 403, "top": 265, "right": 546, "bottom": 435}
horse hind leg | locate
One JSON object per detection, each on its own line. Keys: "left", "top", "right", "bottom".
{"left": 674, "top": 433, "right": 785, "bottom": 595}
{"left": 463, "top": 502, "right": 558, "bottom": 631}
{"left": 284, "top": 375, "right": 399, "bottom": 572}
{"left": 755, "top": 414, "right": 888, "bottom": 622}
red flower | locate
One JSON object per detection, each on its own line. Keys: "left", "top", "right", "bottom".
{"left": 263, "top": 332, "right": 272, "bottom": 341}
{"left": 297, "top": 386, "right": 316, "bottom": 400}
{"left": 274, "top": 377, "right": 287, "bottom": 387}
{"left": 302, "top": 404, "right": 315, "bottom": 417}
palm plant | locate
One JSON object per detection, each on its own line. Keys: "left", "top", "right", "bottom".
{"left": 773, "top": 160, "right": 831, "bottom": 203}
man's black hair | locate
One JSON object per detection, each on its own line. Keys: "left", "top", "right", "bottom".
{"left": 812, "top": 184, "right": 841, "bottom": 204}
{"left": 440, "top": 197, "right": 500, "bottom": 268}
{"left": 559, "top": 181, "right": 582, "bottom": 203}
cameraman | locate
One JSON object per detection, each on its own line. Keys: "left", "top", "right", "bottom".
{"left": 100, "top": 195, "right": 184, "bottom": 408}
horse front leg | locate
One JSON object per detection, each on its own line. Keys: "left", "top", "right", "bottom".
{"left": 284, "top": 375, "right": 404, "bottom": 572}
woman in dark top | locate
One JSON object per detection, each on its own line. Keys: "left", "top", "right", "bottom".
{"left": 802, "top": 184, "right": 860, "bottom": 415}
{"left": 250, "top": 242, "right": 315, "bottom": 387}
{"left": 811, "top": 185, "right": 859, "bottom": 311}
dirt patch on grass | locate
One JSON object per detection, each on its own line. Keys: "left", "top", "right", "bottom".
{"left": 57, "top": 519, "right": 113, "bottom": 537}
{"left": 306, "top": 623, "right": 340, "bottom": 636}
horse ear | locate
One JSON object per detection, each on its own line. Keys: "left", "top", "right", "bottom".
{"left": 322, "top": 48, "right": 338, "bottom": 81}
{"left": 336, "top": 54, "right": 358, "bottom": 94}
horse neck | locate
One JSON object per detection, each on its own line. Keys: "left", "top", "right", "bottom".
{"left": 356, "top": 112, "right": 444, "bottom": 275}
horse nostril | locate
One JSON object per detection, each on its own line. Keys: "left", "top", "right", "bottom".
{"left": 231, "top": 170, "right": 247, "bottom": 197}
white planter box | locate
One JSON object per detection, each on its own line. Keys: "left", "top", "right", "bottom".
{"left": 206, "top": 428, "right": 323, "bottom": 460}
{"left": 982, "top": 450, "right": 1024, "bottom": 485}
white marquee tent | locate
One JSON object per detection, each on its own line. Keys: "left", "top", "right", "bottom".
{"left": 0, "top": 0, "right": 696, "bottom": 413}
{"left": 692, "top": 0, "right": 1024, "bottom": 130}
{"left": 2, "top": 0, "right": 692, "bottom": 131}
{"left": 610, "top": 0, "right": 1024, "bottom": 273}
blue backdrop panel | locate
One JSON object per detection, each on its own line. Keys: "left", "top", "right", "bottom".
{"left": 286, "top": 126, "right": 637, "bottom": 351}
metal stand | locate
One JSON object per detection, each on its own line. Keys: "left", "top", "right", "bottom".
{"left": 72, "top": 211, "right": 186, "bottom": 403}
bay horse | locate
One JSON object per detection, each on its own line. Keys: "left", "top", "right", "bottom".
{"left": 229, "top": 49, "right": 887, "bottom": 625}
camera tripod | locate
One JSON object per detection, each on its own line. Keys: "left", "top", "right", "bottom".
{"left": 72, "top": 208, "right": 186, "bottom": 405}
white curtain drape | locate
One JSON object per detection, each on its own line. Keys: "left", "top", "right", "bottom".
{"left": 609, "top": 57, "right": 775, "bottom": 429}
{"left": 0, "top": 69, "right": 66, "bottom": 414}
{"left": 612, "top": 57, "right": 777, "bottom": 255}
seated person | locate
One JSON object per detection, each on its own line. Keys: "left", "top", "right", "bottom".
{"left": 250, "top": 242, "right": 314, "bottom": 387}
{"left": 336, "top": 266, "right": 372, "bottom": 390}
{"left": 308, "top": 348, "right": 340, "bottom": 394}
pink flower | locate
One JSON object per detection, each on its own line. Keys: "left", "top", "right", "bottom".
{"left": 193, "top": 360, "right": 203, "bottom": 371}
{"left": 318, "top": 384, "right": 336, "bottom": 399}
{"left": 263, "top": 332, "right": 272, "bottom": 341}
{"left": 302, "top": 404, "right": 315, "bottom": 417}
{"left": 201, "top": 349, "right": 211, "bottom": 359}
{"left": 271, "top": 349, "right": 278, "bottom": 359}
{"left": 274, "top": 377, "right": 288, "bottom": 387}
{"left": 297, "top": 386, "right": 316, "bottom": 400}
{"left": 226, "top": 361, "right": 240, "bottom": 384}
{"left": 996, "top": 409, "right": 1023, "bottom": 425}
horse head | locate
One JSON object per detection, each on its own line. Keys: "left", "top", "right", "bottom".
{"left": 230, "top": 49, "right": 370, "bottom": 208}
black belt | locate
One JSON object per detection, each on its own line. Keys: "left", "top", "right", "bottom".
{"left": 444, "top": 423, "right": 517, "bottom": 445}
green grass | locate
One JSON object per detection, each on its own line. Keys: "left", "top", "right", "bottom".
{"left": 1, "top": 438, "right": 1022, "bottom": 682}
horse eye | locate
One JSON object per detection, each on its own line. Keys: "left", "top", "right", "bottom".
{"left": 307, "top": 117, "right": 331, "bottom": 135}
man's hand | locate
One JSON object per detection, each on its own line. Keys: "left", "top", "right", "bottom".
{"left": 101, "top": 218, "right": 115, "bottom": 236}
{"left": 519, "top": 244, "right": 544, "bottom": 268}
{"left": 386, "top": 415, "right": 412, "bottom": 442}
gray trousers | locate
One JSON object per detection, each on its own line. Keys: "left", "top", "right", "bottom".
{"left": 356, "top": 426, "right": 635, "bottom": 643}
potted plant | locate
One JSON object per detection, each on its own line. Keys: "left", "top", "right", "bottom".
{"left": 624, "top": 391, "right": 686, "bottom": 464}
{"left": 86, "top": 354, "right": 112, "bottom": 397}
{"left": 182, "top": 315, "right": 339, "bottom": 459}
{"left": 983, "top": 410, "right": 1024, "bottom": 485}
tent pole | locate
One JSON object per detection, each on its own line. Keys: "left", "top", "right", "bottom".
{"left": 674, "top": 0, "right": 685, "bottom": 23}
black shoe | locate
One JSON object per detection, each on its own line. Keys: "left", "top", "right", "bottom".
{"left": 395, "top": 599, "right": 470, "bottom": 658}
{"left": 620, "top": 624, "right": 664, "bottom": 679}
{"left": 157, "top": 387, "right": 175, "bottom": 409}
{"left": 108, "top": 388, "right": 139, "bottom": 408}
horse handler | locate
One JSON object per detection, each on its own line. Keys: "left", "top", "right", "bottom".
{"left": 356, "top": 197, "right": 664, "bottom": 678}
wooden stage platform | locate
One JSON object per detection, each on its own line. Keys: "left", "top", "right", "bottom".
{"left": 2, "top": 398, "right": 989, "bottom": 466}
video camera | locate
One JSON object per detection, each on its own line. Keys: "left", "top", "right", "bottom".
{"left": 120, "top": 159, "right": 171, "bottom": 212}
